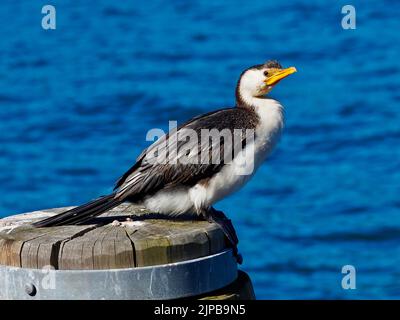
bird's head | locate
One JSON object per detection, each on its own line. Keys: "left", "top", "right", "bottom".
{"left": 236, "top": 60, "right": 296, "bottom": 105}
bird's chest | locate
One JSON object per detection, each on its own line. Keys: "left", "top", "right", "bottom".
{"left": 253, "top": 103, "right": 284, "bottom": 162}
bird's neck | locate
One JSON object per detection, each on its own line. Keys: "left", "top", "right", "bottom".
{"left": 236, "top": 87, "right": 281, "bottom": 111}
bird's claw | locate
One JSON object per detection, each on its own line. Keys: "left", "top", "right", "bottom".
{"left": 232, "top": 245, "right": 243, "bottom": 264}
{"left": 205, "top": 207, "right": 243, "bottom": 264}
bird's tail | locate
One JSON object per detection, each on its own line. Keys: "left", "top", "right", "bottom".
{"left": 33, "top": 194, "right": 122, "bottom": 227}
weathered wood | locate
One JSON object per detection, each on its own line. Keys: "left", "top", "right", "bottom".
{"left": 0, "top": 226, "right": 61, "bottom": 267}
{"left": 126, "top": 220, "right": 212, "bottom": 267}
{"left": 21, "top": 225, "right": 96, "bottom": 269}
{"left": 114, "top": 226, "right": 135, "bottom": 269}
{"left": 0, "top": 204, "right": 228, "bottom": 270}
{"left": 203, "top": 223, "right": 227, "bottom": 254}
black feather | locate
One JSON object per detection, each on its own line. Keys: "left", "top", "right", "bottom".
{"left": 33, "top": 194, "right": 122, "bottom": 227}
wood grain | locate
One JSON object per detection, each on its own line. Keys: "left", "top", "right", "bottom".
{"left": 0, "top": 204, "right": 228, "bottom": 270}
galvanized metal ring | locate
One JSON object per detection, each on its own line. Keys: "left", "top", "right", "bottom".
{"left": 0, "top": 249, "right": 237, "bottom": 300}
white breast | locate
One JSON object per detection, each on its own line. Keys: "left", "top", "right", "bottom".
{"left": 253, "top": 98, "right": 284, "bottom": 163}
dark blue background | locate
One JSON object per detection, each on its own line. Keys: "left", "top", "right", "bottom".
{"left": 0, "top": 0, "right": 399, "bottom": 299}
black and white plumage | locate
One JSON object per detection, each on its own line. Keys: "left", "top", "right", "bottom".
{"left": 33, "top": 60, "right": 296, "bottom": 261}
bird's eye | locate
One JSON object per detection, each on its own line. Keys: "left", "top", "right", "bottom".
{"left": 263, "top": 71, "right": 269, "bottom": 76}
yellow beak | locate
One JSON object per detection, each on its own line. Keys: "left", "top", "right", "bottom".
{"left": 264, "top": 66, "right": 297, "bottom": 86}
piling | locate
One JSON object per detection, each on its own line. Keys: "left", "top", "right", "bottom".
{"left": 0, "top": 203, "right": 255, "bottom": 300}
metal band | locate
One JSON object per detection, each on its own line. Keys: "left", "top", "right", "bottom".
{"left": 0, "top": 249, "right": 237, "bottom": 300}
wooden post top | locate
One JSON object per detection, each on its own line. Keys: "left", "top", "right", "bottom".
{"left": 0, "top": 203, "right": 227, "bottom": 270}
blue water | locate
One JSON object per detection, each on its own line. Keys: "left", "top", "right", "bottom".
{"left": 0, "top": 0, "right": 399, "bottom": 299}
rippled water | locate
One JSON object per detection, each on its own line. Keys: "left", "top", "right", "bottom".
{"left": 0, "top": 1, "right": 399, "bottom": 299}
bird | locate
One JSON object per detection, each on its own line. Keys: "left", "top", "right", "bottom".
{"left": 33, "top": 60, "right": 297, "bottom": 263}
